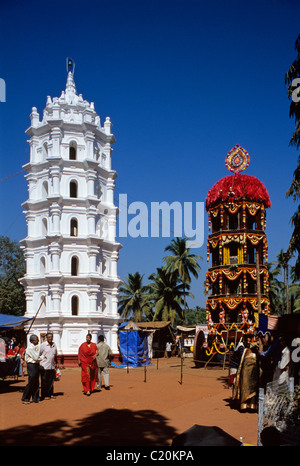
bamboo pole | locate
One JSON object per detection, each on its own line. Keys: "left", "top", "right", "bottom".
{"left": 256, "top": 251, "right": 262, "bottom": 314}
{"left": 222, "top": 329, "right": 229, "bottom": 370}
{"left": 26, "top": 295, "right": 46, "bottom": 335}
{"left": 144, "top": 337, "right": 147, "bottom": 383}
{"left": 126, "top": 330, "right": 129, "bottom": 374}
{"left": 179, "top": 333, "right": 183, "bottom": 384}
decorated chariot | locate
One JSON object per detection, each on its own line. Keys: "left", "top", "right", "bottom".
{"left": 193, "top": 145, "right": 271, "bottom": 367}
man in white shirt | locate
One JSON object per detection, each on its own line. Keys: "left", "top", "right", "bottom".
{"left": 21, "top": 334, "right": 42, "bottom": 404}
{"left": 40, "top": 332, "right": 58, "bottom": 400}
{"left": 96, "top": 334, "right": 112, "bottom": 390}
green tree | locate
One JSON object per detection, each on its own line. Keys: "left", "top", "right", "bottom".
{"left": 0, "top": 236, "right": 26, "bottom": 316}
{"left": 276, "top": 249, "right": 291, "bottom": 313}
{"left": 289, "top": 265, "right": 300, "bottom": 314}
{"left": 285, "top": 33, "right": 300, "bottom": 278}
{"left": 186, "top": 306, "right": 207, "bottom": 325}
{"left": 147, "top": 267, "right": 188, "bottom": 325}
{"left": 266, "top": 261, "right": 284, "bottom": 315}
{"left": 118, "top": 272, "right": 153, "bottom": 322}
{"left": 163, "top": 237, "right": 202, "bottom": 324}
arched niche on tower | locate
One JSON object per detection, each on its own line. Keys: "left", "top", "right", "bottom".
{"left": 42, "top": 180, "right": 48, "bottom": 199}
{"left": 70, "top": 218, "right": 78, "bottom": 236}
{"left": 69, "top": 141, "right": 77, "bottom": 160}
{"left": 96, "top": 146, "right": 101, "bottom": 162}
{"left": 71, "top": 295, "right": 79, "bottom": 315}
{"left": 40, "top": 256, "right": 46, "bottom": 276}
{"left": 102, "top": 294, "right": 107, "bottom": 314}
{"left": 42, "top": 141, "right": 48, "bottom": 161}
{"left": 41, "top": 217, "right": 48, "bottom": 236}
{"left": 97, "top": 182, "right": 103, "bottom": 200}
{"left": 69, "top": 180, "right": 78, "bottom": 198}
{"left": 71, "top": 255, "right": 79, "bottom": 276}
{"left": 102, "top": 257, "right": 108, "bottom": 276}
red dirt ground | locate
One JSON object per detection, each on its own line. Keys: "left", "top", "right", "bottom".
{"left": 0, "top": 357, "right": 258, "bottom": 446}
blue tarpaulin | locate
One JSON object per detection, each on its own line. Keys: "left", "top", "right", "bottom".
{"left": 0, "top": 313, "right": 32, "bottom": 330}
{"left": 258, "top": 314, "right": 279, "bottom": 334}
{"left": 119, "top": 322, "right": 150, "bottom": 367}
{"left": 258, "top": 314, "right": 268, "bottom": 334}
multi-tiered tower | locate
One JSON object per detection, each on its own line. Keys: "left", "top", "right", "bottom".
{"left": 20, "top": 65, "right": 122, "bottom": 363}
{"left": 194, "top": 146, "right": 271, "bottom": 365}
{"left": 205, "top": 145, "right": 271, "bottom": 328}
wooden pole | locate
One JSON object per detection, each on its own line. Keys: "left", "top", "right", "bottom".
{"left": 26, "top": 295, "right": 46, "bottom": 335}
{"left": 144, "top": 337, "right": 147, "bottom": 383}
{"left": 256, "top": 251, "right": 262, "bottom": 314}
{"left": 126, "top": 330, "right": 129, "bottom": 374}
{"left": 179, "top": 333, "right": 183, "bottom": 385}
{"left": 234, "top": 326, "right": 238, "bottom": 349}
{"left": 223, "top": 329, "right": 229, "bottom": 370}
{"left": 286, "top": 263, "right": 290, "bottom": 314}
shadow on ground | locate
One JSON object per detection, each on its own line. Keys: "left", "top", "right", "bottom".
{"left": 0, "top": 408, "right": 177, "bottom": 446}
{"left": 0, "top": 379, "right": 24, "bottom": 394}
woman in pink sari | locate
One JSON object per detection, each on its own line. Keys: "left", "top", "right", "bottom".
{"left": 78, "top": 334, "right": 98, "bottom": 396}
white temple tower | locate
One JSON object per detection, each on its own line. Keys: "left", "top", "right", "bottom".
{"left": 20, "top": 66, "right": 122, "bottom": 364}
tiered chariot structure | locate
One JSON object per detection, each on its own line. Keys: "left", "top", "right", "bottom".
{"left": 193, "top": 145, "right": 271, "bottom": 366}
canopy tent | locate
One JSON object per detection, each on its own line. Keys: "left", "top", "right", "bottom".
{"left": 176, "top": 325, "right": 196, "bottom": 355}
{"left": 0, "top": 313, "right": 33, "bottom": 331}
{"left": 119, "top": 321, "right": 150, "bottom": 367}
{"left": 136, "top": 321, "right": 175, "bottom": 358}
{"left": 176, "top": 325, "right": 196, "bottom": 333}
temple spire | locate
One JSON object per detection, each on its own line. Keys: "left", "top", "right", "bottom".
{"left": 65, "top": 57, "right": 76, "bottom": 96}
{"left": 66, "top": 71, "right": 76, "bottom": 95}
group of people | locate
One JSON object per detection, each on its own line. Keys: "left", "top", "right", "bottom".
{"left": 78, "top": 333, "right": 113, "bottom": 396}
{"left": 1, "top": 336, "right": 26, "bottom": 361}
{"left": 229, "top": 331, "right": 300, "bottom": 412}
{"left": 165, "top": 338, "right": 182, "bottom": 358}
{"left": 21, "top": 332, "right": 58, "bottom": 404}
{"left": 19, "top": 332, "right": 113, "bottom": 403}
{"left": 0, "top": 337, "right": 26, "bottom": 377}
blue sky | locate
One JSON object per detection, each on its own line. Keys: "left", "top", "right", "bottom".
{"left": 0, "top": 0, "right": 299, "bottom": 309}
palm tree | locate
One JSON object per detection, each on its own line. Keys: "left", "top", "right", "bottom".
{"left": 186, "top": 305, "right": 207, "bottom": 325}
{"left": 266, "top": 262, "right": 284, "bottom": 315}
{"left": 289, "top": 282, "right": 300, "bottom": 313}
{"left": 289, "top": 265, "right": 300, "bottom": 313}
{"left": 288, "top": 207, "right": 300, "bottom": 278}
{"left": 118, "top": 272, "right": 153, "bottom": 322}
{"left": 285, "top": 33, "right": 300, "bottom": 278}
{"left": 147, "top": 267, "right": 189, "bottom": 325}
{"left": 276, "top": 249, "right": 292, "bottom": 313}
{"left": 163, "top": 237, "right": 202, "bottom": 324}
